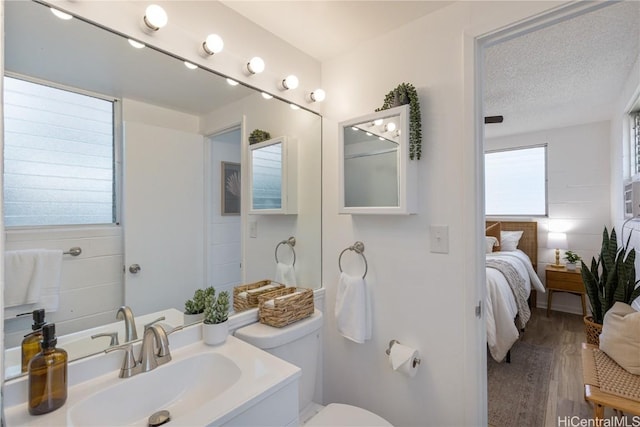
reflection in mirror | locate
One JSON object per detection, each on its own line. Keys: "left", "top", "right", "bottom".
{"left": 3, "top": 0, "right": 322, "bottom": 380}
{"left": 338, "top": 105, "right": 417, "bottom": 214}
{"left": 249, "top": 137, "right": 297, "bottom": 214}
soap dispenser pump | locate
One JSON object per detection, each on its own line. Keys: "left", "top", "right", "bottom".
{"left": 20, "top": 309, "right": 46, "bottom": 373}
{"left": 28, "top": 323, "right": 68, "bottom": 415}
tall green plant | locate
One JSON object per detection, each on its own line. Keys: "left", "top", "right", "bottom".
{"left": 204, "top": 290, "right": 230, "bottom": 325}
{"left": 581, "top": 227, "right": 640, "bottom": 324}
{"left": 184, "top": 286, "right": 214, "bottom": 315}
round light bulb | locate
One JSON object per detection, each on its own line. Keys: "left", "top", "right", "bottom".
{"left": 290, "top": 104, "right": 300, "bottom": 110}
{"left": 184, "top": 61, "right": 198, "bottom": 70}
{"left": 50, "top": 8, "right": 73, "bottom": 20}
{"left": 203, "top": 34, "right": 224, "bottom": 55}
{"left": 373, "top": 119, "right": 383, "bottom": 126}
{"left": 247, "top": 57, "right": 265, "bottom": 74}
{"left": 226, "top": 78, "right": 239, "bottom": 86}
{"left": 310, "top": 89, "right": 326, "bottom": 102}
{"left": 261, "top": 92, "right": 273, "bottom": 100}
{"left": 282, "top": 75, "right": 299, "bottom": 90}
{"left": 128, "top": 39, "right": 146, "bottom": 49}
{"left": 385, "top": 122, "right": 397, "bottom": 132}
{"left": 144, "top": 5, "right": 168, "bottom": 30}
{"left": 366, "top": 132, "right": 372, "bottom": 136}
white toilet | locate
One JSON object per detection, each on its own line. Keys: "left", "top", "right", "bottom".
{"left": 234, "top": 309, "right": 392, "bottom": 426}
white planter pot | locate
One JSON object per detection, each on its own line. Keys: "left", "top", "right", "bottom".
{"left": 202, "top": 321, "right": 229, "bottom": 346}
{"left": 566, "top": 262, "right": 577, "bottom": 271}
{"left": 183, "top": 312, "right": 204, "bottom": 325}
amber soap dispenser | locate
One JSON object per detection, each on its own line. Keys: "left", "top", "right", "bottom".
{"left": 20, "top": 309, "right": 46, "bottom": 373}
{"left": 28, "top": 323, "right": 68, "bottom": 415}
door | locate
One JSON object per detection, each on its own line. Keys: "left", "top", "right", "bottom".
{"left": 123, "top": 122, "right": 205, "bottom": 316}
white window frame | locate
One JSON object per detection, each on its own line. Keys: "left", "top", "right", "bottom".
{"left": 3, "top": 72, "right": 122, "bottom": 229}
{"left": 484, "top": 144, "right": 548, "bottom": 217}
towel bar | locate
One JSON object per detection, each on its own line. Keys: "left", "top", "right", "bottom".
{"left": 338, "top": 241, "right": 368, "bottom": 279}
{"left": 64, "top": 247, "right": 82, "bottom": 256}
{"left": 274, "top": 237, "right": 296, "bottom": 266}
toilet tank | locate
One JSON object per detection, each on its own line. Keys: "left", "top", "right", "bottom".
{"left": 234, "top": 309, "right": 323, "bottom": 411}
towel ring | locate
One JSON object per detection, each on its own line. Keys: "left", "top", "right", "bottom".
{"left": 338, "top": 241, "right": 368, "bottom": 279}
{"left": 275, "top": 237, "right": 296, "bottom": 267}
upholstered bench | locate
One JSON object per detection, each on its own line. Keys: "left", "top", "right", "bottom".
{"left": 581, "top": 343, "right": 640, "bottom": 419}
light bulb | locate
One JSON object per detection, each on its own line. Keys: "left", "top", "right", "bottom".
{"left": 203, "top": 34, "right": 224, "bottom": 55}
{"left": 261, "top": 92, "right": 273, "bottom": 100}
{"left": 226, "top": 78, "right": 239, "bottom": 86}
{"left": 351, "top": 126, "right": 358, "bottom": 131}
{"left": 290, "top": 104, "right": 300, "bottom": 110}
{"left": 247, "top": 57, "right": 265, "bottom": 74}
{"left": 128, "top": 39, "right": 146, "bottom": 49}
{"left": 282, "top": 75, "right": 299, "bottom": 90}
{"left": 373, "top": 119, "right": 383, "bottom": 126}
{"left": 184, "top": 61, "right": 198, "bottom": 70}
{"left": 50, "top": 8, "right": 73, "bottom": 20}
{"left": 384, "top": 122, "right": 397, "bottom": 132}
{"left": 366, "top": 132, "right": 372, "bottom": 136}
{"left": 144, "top": 4, "right": 168, "bottom": 31}
{"left": 310, "top": 89, "right": 326, "bottom": 102}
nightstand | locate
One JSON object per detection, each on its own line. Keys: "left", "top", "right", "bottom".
{"left": 545, "top": 265, "right": 587, "bottom": 317}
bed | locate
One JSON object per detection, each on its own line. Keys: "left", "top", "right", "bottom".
{"left": 485, "top": 221, "right": 545, "bottom": 362}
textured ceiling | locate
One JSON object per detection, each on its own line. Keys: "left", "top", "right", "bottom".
{"left": 484, "top": 1, "right": 640, "bottom": 138}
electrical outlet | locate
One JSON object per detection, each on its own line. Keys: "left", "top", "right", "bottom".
{"left": 249, "top": 220, "right": 258, "bottom": 238}
{"left": 430, "top": 225, "right": 449, "bottom": 254}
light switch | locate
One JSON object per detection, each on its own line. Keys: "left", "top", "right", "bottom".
{"left": 249, "top": 220, "right": 258, "bottom": 238}
{"left": 430, "top": 225, "right": 449, "bottom": 254}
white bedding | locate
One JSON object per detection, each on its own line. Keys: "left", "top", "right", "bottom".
{"left": 485, "top": 249, "right": 545, "bottom": 362}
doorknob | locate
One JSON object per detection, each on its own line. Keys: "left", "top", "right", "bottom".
{"left": 129, "top": 264, "right": 141, "bottom": 274}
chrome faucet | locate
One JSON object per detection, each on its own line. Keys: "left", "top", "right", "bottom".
{"left": 91, "top": 332, "right": 119, "bottom": 346}
{"left": 116, "top": 306, "right": 138, "bottom": 342}
{"left": 106, "top": 323, "right": 183, "bottom": 378}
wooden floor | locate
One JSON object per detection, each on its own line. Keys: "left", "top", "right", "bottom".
{"left": 490, "top": 308, "right": 619, "bottom": 426}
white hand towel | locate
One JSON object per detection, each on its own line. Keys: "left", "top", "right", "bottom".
{"left": 334, "top": 272, "right": 372, "bottom": 343}
{"left": 275, "top": 262, "right": 297, "bottom": 286}
{"left": 4, "top": 249, "right": 63, "bottom": 313}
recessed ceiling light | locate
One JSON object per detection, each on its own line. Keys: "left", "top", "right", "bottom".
{"left": 128, "top": 39, "right": 146, "bottom": 49}
{"left": 184, "top": 61, "right": 198, "bottom": 70}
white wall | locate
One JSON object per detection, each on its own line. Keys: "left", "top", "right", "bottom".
{"left": 320, "top": 2, "right": 566, "bottom": 425}
{"left": 486, "top": 121, "right": 612, "bottom": 315}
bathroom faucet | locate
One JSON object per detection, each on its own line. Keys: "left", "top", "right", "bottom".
{"left": 116, "top": 306, "right": 138, "bottom": 342}
{"left": 106, "top": 323, "right": 183, "bottom": 378}
{"left": 91, "top": 332, "right": 119, "bottom": 346}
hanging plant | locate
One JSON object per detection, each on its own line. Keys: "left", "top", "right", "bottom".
{"left": 248, "top": 129, "right": 271, "bottom": 145}
{"left": 375, "top": 83, "right": 422, "bottom": 160}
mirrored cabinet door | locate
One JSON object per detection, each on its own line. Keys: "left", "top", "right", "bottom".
{"left": 338, "top": 105, "right": 417, "bottom": 214}
{"left": 249, "top": 136, "right": 298, "bottom": 214}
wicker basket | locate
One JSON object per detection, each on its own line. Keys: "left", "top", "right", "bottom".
{"left": 584, "top": 316, "right": 602, "bottom": 346}
{"left": 258, "top": 287, "right": 314, "bottom": 328}
{"left": 232, "top": 280, "right": 284, "bottom": 312}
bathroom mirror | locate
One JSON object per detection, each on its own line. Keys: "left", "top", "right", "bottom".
{"left": 338, "top": 104, "right": 417, "bottom": 214}
{"left": 249, "top": 137, "right": 298, "bottom": 214}
{"left": 3, "top": 0, "right": 322, "bottom": 380}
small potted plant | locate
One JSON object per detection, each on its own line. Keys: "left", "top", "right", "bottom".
{"left": 248, "top": 129, "right": 271, "bottom": 145}
{"left": 202, "top": 290, "right": 230, "bottom": 346}
{"left": 183, "top": 286, "right": 214, "bottom": 324}
{"left": 563, "top": 250, "right": 581, "bottom": 270}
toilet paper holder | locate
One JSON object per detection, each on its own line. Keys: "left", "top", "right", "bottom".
{"left": 386, "top": 340, "right": 421, "bottom": 367}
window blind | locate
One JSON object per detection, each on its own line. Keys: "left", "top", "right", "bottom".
{"left": 3, "top": 76, "right": 115, "bottom": 226}
{"left": 633, "top": 111, "right": 640, "bottom": 175}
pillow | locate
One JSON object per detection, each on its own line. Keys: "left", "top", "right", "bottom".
{"left": 485, "top": 236, "right": 499, "bottom": 254}
{"left": 485, "top": 222, "right": 501, "bottom": 251}
{"left": 599, "top": 302, "right": 640, "bottom": 375}
{"left": 500, "top": 230, "right": 523, "bottom": 251}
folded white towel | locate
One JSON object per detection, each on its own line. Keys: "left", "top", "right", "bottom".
{"left": 246, "top": 284, "right": 278, "bottom": 296}
{"left": 334, "top": 272, "right": 371, "bottom": 343}
{"left": 275, "top": 262, "right": 297, "bottom": 286}
{"left": 4, "top": 249, "right": 63, "bottom": 314}
{"left": 263, "top": 290, "right": 301, "bottom": 308}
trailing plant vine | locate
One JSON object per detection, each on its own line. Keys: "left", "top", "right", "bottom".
{"left": 375, "top": 82, "right": 422, "bottom": 160}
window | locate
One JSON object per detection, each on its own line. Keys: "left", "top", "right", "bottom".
{"left": 3, "top": 76, "right": 117, "bottom": 227}
{"left": 485, "top": 145, "right": 547, "bottom": 216}
{"left": 633, "top": 111, "right": 640, "bottom": 176}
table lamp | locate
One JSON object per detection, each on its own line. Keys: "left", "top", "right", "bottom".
{"left": 548, "top": 232, "right": 568, "bottom": 268}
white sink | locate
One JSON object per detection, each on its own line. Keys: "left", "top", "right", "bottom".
{"left": 69, "top": 353, "right": 241, "bottom": 426}
{"left": 3, "top": 328, "right": 301, "bottom": 426}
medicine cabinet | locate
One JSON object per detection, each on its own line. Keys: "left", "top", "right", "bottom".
{"left": 248, "top": 136, "right": 298, "bottom": 214}
{"left": 338, "top": 104, "right": 417, "bottom": 214}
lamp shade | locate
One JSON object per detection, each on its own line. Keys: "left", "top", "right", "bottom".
{"left": 548, "top": 232, "right": 568, "bottom": 249}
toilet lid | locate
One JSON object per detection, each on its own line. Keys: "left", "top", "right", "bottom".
{"left": 305, "top": 404, "right": 393, "bottom": 426}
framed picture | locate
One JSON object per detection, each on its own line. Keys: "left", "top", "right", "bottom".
{"left": 221, "top": 161, "right": 241, "bottom": 215}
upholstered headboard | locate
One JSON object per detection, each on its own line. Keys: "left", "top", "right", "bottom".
{"left": 486, "top": 220, "right": 538, "bottom": 270}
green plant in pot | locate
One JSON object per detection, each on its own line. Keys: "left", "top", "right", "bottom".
{"left": 581, "top": 227, "right": 640, "bottom": 345}
{"left": 183, "top": 286, "right": 214, "bottom": 324}
{"left": 202, "top": 290, "right": 230, "bottom": 345}
{"left": 563, "top": 250, "right": 581, "bottom": 270}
